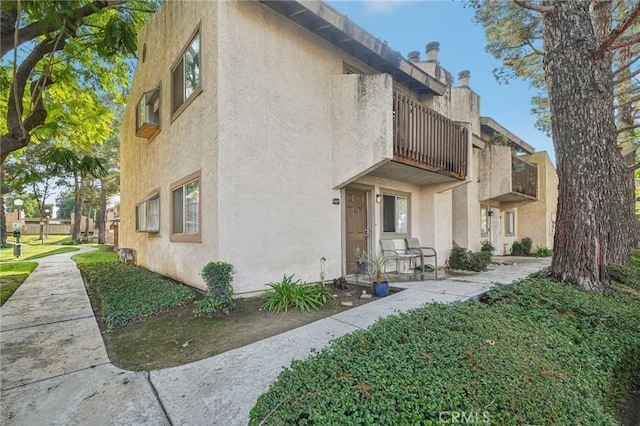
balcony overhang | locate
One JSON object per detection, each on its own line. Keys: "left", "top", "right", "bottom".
{"left": 481, "top": 191, "right": 537, "bottom": 205}
{"left": 369, "top": 160, "right": 464, "bottom": 186}
{"left": 258, "top": 0, "right": 446, "bottom": 96}
{"left": 480, "top": 116, "right": 535, "bottom": 155}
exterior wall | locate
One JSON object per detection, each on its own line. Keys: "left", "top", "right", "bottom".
{"left": 353, "top": 175, "right": 452, "bottom": 267}
{"left": 120, "top": 0, "right": 558, "bottom": 294}
{"left": 517, "top": 152, "right": 558, "bottom": 249}
{"left": 331, "top": 73, "right": 394, "bottom": 187}
{"left": 120, "top": 1, "right": 220, "bottom": 290}
{"left": 478, "top": 144, "right": 512, "bottom": 201}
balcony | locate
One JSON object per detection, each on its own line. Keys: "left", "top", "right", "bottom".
{"left": 478, "top": 144, "right": 538, "bottom": 204}
{"left": 332, "top": 74, "right": 468, "bottom": 187}
{"left": 392, "top": 90, "right": 468, "bottom": 180}
{"left": 512, "top": 156, "right": 538, "bottom": 199}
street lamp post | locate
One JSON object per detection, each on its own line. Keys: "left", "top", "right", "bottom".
{"left": 14, "top": 198, "right": 23, "bottom": 221}
{"left": 45, "top": 209, "right": 50, "bottom": 239}
{"left": 13, "top": 199, "right": 24, "bottom": 257}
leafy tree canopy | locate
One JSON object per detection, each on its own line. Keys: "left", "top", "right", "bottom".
{"left": 0, "top": 0, "right": 159, "bottom": 162}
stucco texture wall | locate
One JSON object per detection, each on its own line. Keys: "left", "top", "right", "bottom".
{"left": 120, "top": 1, "right": 219, "bottom": 290}
{"left": 478, "top": 144, "right": 512, "bottom": 201}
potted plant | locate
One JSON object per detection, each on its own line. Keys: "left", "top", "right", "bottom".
{"left": 358, "top": 252, "right": 392, "bottom": 297}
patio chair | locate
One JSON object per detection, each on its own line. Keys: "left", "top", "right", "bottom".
{"left": 405, "top": 238, "right": 438, "bottom": 279}
{"left": 380, "top": 239, "right": 419, "bottom": 274}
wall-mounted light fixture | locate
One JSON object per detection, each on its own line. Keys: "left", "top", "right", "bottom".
{"left": 376, "top": 194, "right": 381, "bottom": 203}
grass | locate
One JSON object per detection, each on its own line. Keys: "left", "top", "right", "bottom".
{"left": 249, "top": 252, "right": 640, "bottom": 425}
{"left": 1, "top": 236, "right": 79, "bottom": 262}
{"left": 0, "top": 262, "right": 38, "bottom": 306}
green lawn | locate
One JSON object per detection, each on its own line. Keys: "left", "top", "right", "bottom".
{"left": 250, "top": 253, "right": 640, "bottom": 425}
{"left": 1, "top": 235, "right": 80, "bottom": 262}
{"left": 0, "top": 262, "right": 38, "bottom": 306}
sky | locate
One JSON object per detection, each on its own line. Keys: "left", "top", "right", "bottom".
{"left": 326, "top": 0, "right": 555, "bottom": 161}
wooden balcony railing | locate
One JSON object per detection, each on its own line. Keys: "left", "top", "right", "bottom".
{"left": 393, "top": 90, "right": 468, "bottom": 179}
{"left": 512, "top": 156, "right": 538, "bottom": 198}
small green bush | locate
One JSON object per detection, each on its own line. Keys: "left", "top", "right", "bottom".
{"left": 262, "top": 274, "right": 331, "bottom": 313}
{"left": 480, "top": 240, "right": 494, "bottom": 253}
{"left": 535, "top": 246, "right": 553, "bottom": 257}
{"left": 193, "top": 261, "right": 236, "bottom": 317}
{"left": 511, "top": 237, "right": 532, "bottom": 256}
{"left": 448, "top": 247, "right": 492, "bottom": 272}
{"left": 77, "top": 261, "right": 196, "bottom": 330}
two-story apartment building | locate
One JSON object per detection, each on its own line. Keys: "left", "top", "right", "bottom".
{"left": 120, "top": 0, "right": 557, "bottom": 294}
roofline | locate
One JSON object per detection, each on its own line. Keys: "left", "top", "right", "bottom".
{"left": 258, "top": 0, "right": 446, "bottom": 96}
{"left": 479, "top": 116, "right": 535, "bottom": 154}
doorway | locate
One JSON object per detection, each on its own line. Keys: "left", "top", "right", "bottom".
{"left": 345, "top": 188, "right": 369, "bottom": 274}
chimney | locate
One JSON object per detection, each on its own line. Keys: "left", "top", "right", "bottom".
{"left": 426, "top": 41, "right": 440, "bottom": 62}
{"left": 458, "top": 70, "right": 470, "bottom": 87}
{"left": 408, "top": 50, "right": 420, "bottom": 62}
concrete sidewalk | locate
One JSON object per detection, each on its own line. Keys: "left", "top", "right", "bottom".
{"left": 1, "top": 251, "right": 550, "bottom": 425}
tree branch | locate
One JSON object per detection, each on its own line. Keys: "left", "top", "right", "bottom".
{"left": 512, "top": 0, "right": 555, "bottom": 14}
{"left": 614, "top": 94, "right": 640, "bottom": 111}
{"left": 0, "top": 0, "right": 127, "bottom": 57}
{"left": 613, "top": 50, "right": 640, "bottom": 76}
{"left": 616, "top": 122, "right": 640, "bottom": 135}
{"left": 613, "top": 66, "right": 640, "bottom": 85}
{"left": 610, "top": 32, "right": 640, "bottom": 51}
{"left": 594, "top": 0, "right": 640, "bottom": 59}
{"left": 2, "top": 37, "right": 66, "bottom": 162}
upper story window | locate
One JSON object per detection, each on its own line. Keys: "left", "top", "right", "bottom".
{"left": 172, "top": 30, "right": 201, "bottom": 115}
{"left": 382, "top": 192, "right": 409, "bottom": 235}
{"left": 136, "top": 87, "right": 160, "bottom": 139}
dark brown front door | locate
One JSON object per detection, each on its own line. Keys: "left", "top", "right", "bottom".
{"left": 345, "top": 189, "right": 368, "bottom": 274}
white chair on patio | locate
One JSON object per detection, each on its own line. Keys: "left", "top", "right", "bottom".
{"left": 380, "top": 239, "right": 419, "bottom": 275}
{"left": 405, "top": 238, "right": 438, "bottom": 279}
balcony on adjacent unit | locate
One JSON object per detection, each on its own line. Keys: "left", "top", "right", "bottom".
{"left": 478, "top": 144, "right": 538, "bottom": 204}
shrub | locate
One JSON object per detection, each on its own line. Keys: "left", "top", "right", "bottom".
{"left": 262, "top": 274, "right": 331, "bottom": 313}
{"left": 77, "top": 261, "right": 196, "bottom": 330}
{"left": 511, "top": 237, "right": 532, "bottom": 256}
{"left": 480, "top": 240, "right": 494, "bottom": 253}
{"left": 535, "top": 246, "right": 553, "bottom": 257}
{"left": 448, "top": 247, "right": 492, "bottom": 272}
{"left": 193, "top": 261, "right": 236, "bottom": 317}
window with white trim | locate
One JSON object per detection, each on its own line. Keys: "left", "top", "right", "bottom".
{"left": 505, "top": 210, "right": 515, "bottom": 236}
{"left": 171, "top": 172, "right": 200, "bottom": 241}
{"left": 382, "top": 193, "right": 409, "bottom": 234}
{"left": 172, "top": 30, "right": 201, "bottom": 114}
{"left": 136, "top": 192, "right": 160, "bottom": 233}
{"left": 480, "top": 206, "right": 489, "bottom": 236}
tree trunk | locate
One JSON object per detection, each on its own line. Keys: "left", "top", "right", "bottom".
{"left": 0, "top": 164, "right": 7, "bottom": 246}
{"left": 97, "top": 179, "right": 106, "bottom": 244}
{"left": 84, "top": 204, "right": 92, "bottom": 241}
{"left": 72, "top": 174, "right": 84, "bottom": 242}
{"left": 543, "top": 0, "right": 622, "bottom": 292}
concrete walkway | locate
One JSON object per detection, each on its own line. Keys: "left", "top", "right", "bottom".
{"left": 1, "top": 251, "right": 550, "bottom": 425}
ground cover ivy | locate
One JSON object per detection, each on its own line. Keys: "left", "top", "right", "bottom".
{"left": 250, "top": 259, "right": 640, "bottom": 425}
{"left": 77, "top": 259, "right": 196, "bottom": 330}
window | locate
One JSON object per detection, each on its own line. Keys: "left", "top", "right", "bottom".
{"left": 382, "top": 192, "right": 409, "bottom": 234}
{"left": 505, "top": 210, "right": 515, "bottom": 236}
{"left": 136, "top": 87, "right": 160, "bottom": 139}
{"left": 480, "top": 206, "right": 489, "bottom": 236}
{"left": 136, "top": 192, "right": 160, "bottom": 233}
{"left": 172, "top": 30, "right": 201, "bottom": 114}
{"left": 171, "top": 171, "right": 200, "bottom": 242}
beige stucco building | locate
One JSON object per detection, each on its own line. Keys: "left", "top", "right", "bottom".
{"left": 120, "top": 0, "right": 557, "bottom": 294}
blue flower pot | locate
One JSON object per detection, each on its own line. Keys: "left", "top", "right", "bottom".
{"left": 373, "top": 281, "right": 390, "bottom": 297}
